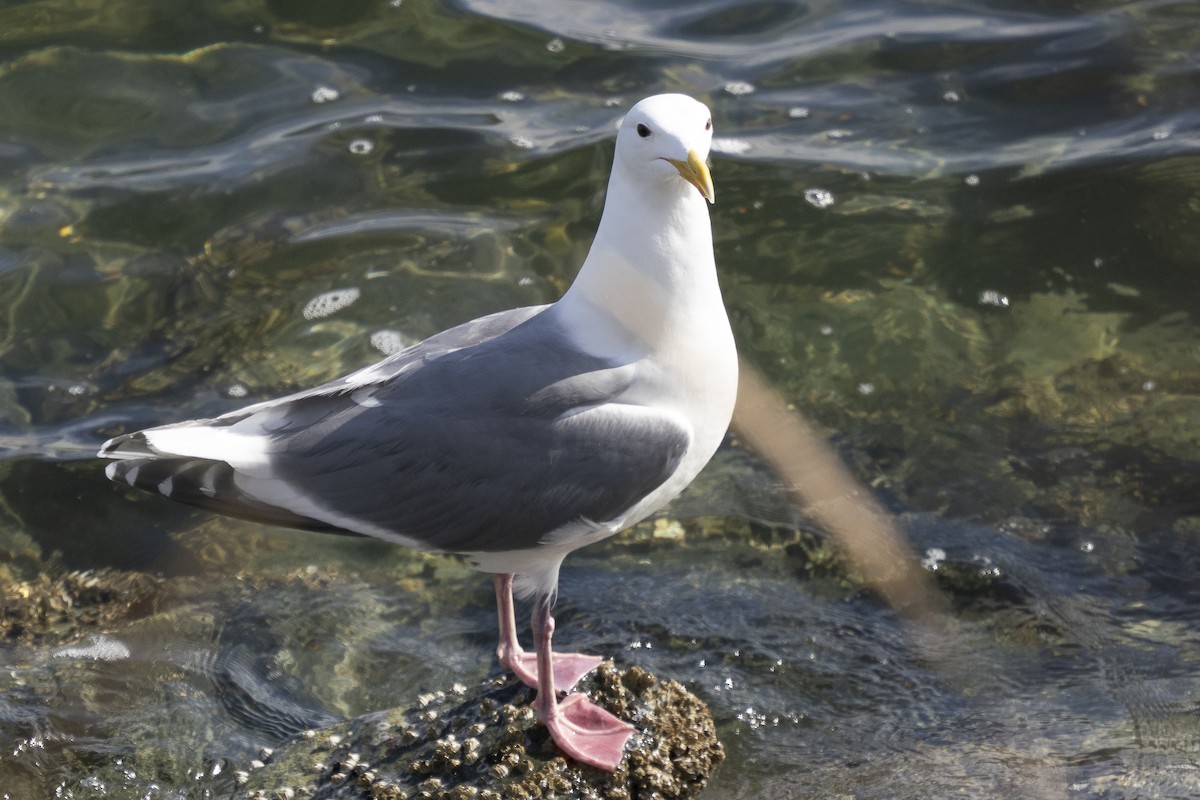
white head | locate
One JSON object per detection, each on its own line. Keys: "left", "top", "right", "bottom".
{"left": 613, "top": 94, "right": 715, "bottom": 204}
{"left": 559, "top": 93, "right": 722, "bottom": 356}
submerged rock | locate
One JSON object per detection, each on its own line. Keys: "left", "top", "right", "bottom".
{"left": 0, "top": 566, "right": 174, "bottom": 644}
{"left": 238, "top": 662, "right": 723, "bottom": 800}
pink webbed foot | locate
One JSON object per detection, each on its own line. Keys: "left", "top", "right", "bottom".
{"left": 540, "top": 692, "right": 635, "bottom": 771}
{"left": 506, "top": 651, "right": 604, "bottom": 693}
{"left": 497, "top": 575, "right": 636, "bottom": 770}
{"left": 493, "top": 574, "right": 603, "bottom": 693}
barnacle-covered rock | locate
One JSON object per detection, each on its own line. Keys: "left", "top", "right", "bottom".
{"left": 238, "top": 663, "right": 722, "bottom": 800}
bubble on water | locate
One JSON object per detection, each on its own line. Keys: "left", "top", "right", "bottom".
{"left": 921, "top": 547, "right": 947, "bottom": 571}
{"left": 1152, "top": 128, "right": 1171, "bottom": 141}
{"left": 498, "top": 90, "right": 525, "bottom": 103}
{"left": 518, "top": 276, "right": 534, "bottom": 287}
{"left": 364, "top": 113, "right": 384, "bottom": 124}
{"left": 311, "top": 86, "right": 340, "bottom": 104}
{"left": 54, "top": 634, "right": 131, "bottom": 662}
{"left": 510, "top": 136, "right": 534, "bottom": 149}
{"left": 973, "top": 555, "right": 1001, "bottom": 578}
{"left": 964, "top": 174, "right": 980, "bottom": 186}
{"left": 787, "top": 106, "right": 810, "bottom": 119}
{"left": 603, "top": 96, "right": 624, "bottom": 108}
{"left": 857, "top": 381, "right": 875, "bottom": 396}
{"left": 803, "top": 188, "right": 835, "bottom": 209}
{"left": 302, "top": 287, "right": 360, "bottom": 320}
{"left": 824, "top": 129, "right": 853, "bottom": 140}
{"left": 1079, "top": 540, "right": 1095, "bottom": 553}
{"left": 348, "top": 138, "right": 374, "bottom": 155}
{"left": 978, "top": 289, "right": 1010, "bottom": 308}
{"left": 712, "top": 137, "right": 750, "bottom": 155}
{"left": 818, "top": 324, "right": 834, "bottom": 336}
{"left": 546, "top": 38, "right": 565, "bottom": 53}
{"left": 369, "top": 329, "right": 415, "bottom": 356}
{"left": 942, "top": 90, "right": 961, "bottom": 103}
{"left": 1142, "top": 379, "right": 1156, "bottom": 392}
{"left": 724, "top": 81, "right": 755, "bottom": 96}
{"left": 226, "top": 383, "right": 249, "bottom": 398}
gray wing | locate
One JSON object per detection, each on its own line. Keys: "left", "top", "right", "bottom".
{"left": 231, "top": 304, "right": 551, "bottom": 413}
{"left": 103, "top": 306, "right": 691, "bottom": 552}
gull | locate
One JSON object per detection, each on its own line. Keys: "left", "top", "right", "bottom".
{"left": 99, "top": 93, "right": 738, "bottom": 771}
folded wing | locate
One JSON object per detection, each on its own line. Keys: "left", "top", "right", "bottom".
{"left": 100, "top": 306, "right": 691, "bottom": 553}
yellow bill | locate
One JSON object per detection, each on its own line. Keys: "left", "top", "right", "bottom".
{"left": 667, "top": 149, "right": 715, "bottom": 204}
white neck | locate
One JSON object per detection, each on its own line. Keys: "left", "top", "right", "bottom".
{"left": 555, "top": 162, "right": 720, "bottom": 360}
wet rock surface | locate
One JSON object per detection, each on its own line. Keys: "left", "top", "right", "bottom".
{"left": 238, "top": 663, "right": 723, "bottom": 800}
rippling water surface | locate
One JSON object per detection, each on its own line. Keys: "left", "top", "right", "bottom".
{"left": 3, "top": 0, "right": 1200, "bottom": 797}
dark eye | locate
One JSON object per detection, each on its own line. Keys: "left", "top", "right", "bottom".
{"left": 705, "top": 117, "right": 712, "bottom": 131}
{"left": 636, "top": 123, "right": 652, "bottom": 138}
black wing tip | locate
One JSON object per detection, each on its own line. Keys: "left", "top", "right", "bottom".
{"left": 106, "top": 454, "right": 227, "bottom": 503}
{"left": 98, "top": 431, "right": 153, "bottom": 459}
{"left": 103, "top": 456, "right": 155, "bottom": 490}
{"left": 104, "top": 454, "right": 344, "bottom": 535}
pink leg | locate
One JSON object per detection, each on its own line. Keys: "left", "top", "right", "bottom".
{"left": 493, "top": 574, "right": 603, "bottom": 692}
{"left": 532, "top": 593, "right": 634, "bottom": 771}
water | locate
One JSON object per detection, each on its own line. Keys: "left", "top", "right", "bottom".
{"left": 3, "top": 0, "right": 1200, "bottom": 796}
